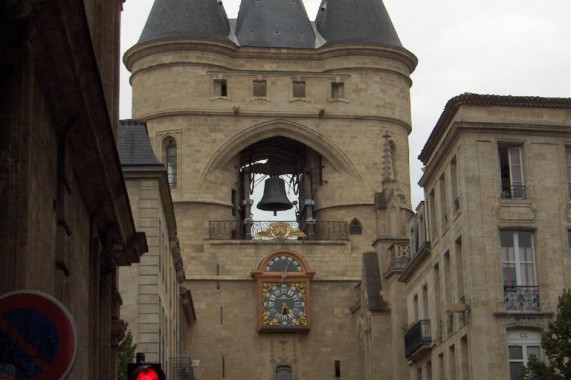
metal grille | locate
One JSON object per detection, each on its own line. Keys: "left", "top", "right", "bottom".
{"left": 504, "top": 286, "right": 539, "bottom": 311}
{"left": 404, "top": 319, "right": 431, "bottom": 358}
{"left": 208, "top": 221, "right": 348, "bottom": 241}
{"left": 170, "top": 357, "right": 195, "bottom": 380}
{"left": 501, "top": 185, "right": 526, "bottom": 199}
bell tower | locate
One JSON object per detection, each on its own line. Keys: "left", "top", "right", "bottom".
{"left": 125, "top": 0, "right": 416, "bottom": 378}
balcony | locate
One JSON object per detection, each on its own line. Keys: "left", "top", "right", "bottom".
{"left": 504, "top": 286, "right": 539, "bottom": 311}
{"left": 170, "top": 356, "right": 196, "bottom": 380}
{"left": 500, "top": 185, "right": 526, "bottom": 199}
{"left": 404, "top": 319, "right": 432, "bottom": 358}
{"left": 208, "top": 220, "right": 348, "bottom": 241}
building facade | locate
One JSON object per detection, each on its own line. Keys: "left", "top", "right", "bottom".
{"left": 122, "top": 0, "right": 571, "bottom": 379}
{"left": 403, "top": 94, "right": 571, "bottom": 380}
{"left": 124, "top": 0, "right": 416, "bottom": 378}
{"left": 118, "top": 120, "right": 197, "bottom": 379}
{"left": 0, "top": 1, "right": 146, "bottom": 379}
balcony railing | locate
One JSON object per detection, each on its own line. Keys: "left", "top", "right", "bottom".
{"left": 404, "top": 319, "right": 432, "bottom": 358}
{"left": 170, "top": 356, "right": 196, "bottom": 380}
{"left": 504, "top": 286, "right": 539, "bottom": 311}
{"left": 501, "top": 185, "right": 526, "bottom": 199}
{"left": 208, "top": 221, "right": 348, "bottom": 241}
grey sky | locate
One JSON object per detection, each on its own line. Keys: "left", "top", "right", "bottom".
{"left": 120, "top": 0, "right": 571, "bottom": 206}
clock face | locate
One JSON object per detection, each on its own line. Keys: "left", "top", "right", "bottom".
{"left": 262, "top": 283, "right": 307, "bottom": 327}
{"left": 265, "top": 255, "right": 302, "bottom": 272}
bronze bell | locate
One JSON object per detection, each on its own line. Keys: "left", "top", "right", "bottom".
{"left": 257, "top": 176, "right": 293, "bottom": 215}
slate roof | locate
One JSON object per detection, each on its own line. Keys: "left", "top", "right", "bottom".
{"left": 419, "top": 93, "right": 571, "bottom": 164}
{"left": 315, "top": 0, "right": 402, "bottom": 47}
{"left": 363, "top": 252, "right": 389, "bottom": 312}
{"left": 136, "top": 0, "right": 403, "bottom": 49}
{"left": 138, "top": 0, "right": 231, "bottom": 44}
{"left": 118, "top": 120, "right": 166, "bottom": 172}
{"left": 235, "top": 0, "right": 316, "bottom": 48}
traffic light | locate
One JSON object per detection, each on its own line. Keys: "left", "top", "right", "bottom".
{"left": 127, "top": 363, "right": 166, "bottom": 380}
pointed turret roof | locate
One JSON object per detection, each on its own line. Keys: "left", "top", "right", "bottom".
{"left": 315, "top": 0, "right": 402, "bottom": 47}
{"left": 235, "top": 0, "right": 315, "bottom": 48}
{"left": 138, "top": 0, "right": 231, "bottom": 44}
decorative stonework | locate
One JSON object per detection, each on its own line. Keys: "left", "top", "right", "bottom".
{"left": 497, "top": 204, "right": 536, "bottom": 222}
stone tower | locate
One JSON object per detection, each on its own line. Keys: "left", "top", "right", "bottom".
{"left": 124, "top": 0, "right": 417, "bottom": 378}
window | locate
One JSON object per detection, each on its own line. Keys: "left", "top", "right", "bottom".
{"left": 499, "top": 145, "right": 525, "bottom": 199}
{"left": 439, "top": 174, "right": 448, "bottom": 229}
{"left": 448, "top": 345, "right": 457, "bottom": 380}
{"left": 566, "top": 147, "right": 571, "bottom": 197}
{"left": 429, "top": 190, "right": 437, "bottom": 239}
{"left": 334, "top": 360, "right": 341, "bottom": 378}
{"left": 276, "top": 365, "right": 292, "bottom": 380}
{"left": 568, "top": 230, "right": 571, "bottom": 256}
{"left": 164, "top": 137, "right": 177, "bottom": 188}
{"left": 451, "top": 156, "right": 460, "bottom": 212}
{"left": 213, "top": 79, "right": 227, "bottom": 97}
{"left": 292, "top": 81, "right": 306, "bottom": 98}
{"left": 253, "top": 80, "right": 267, "bottom": 97}
{"left": 508, "top": 330, "right": 541, "bottom": 380}
{"left": 349, "top": 218, "right": 362, "bottom": 235}
{"left": 455, "top": 237, "right": 465, "bottom": 301}
{"left": 331, "top": 82, "right": 344, "bottom": 99}
{"left": 501, "top": 231, "right": 538, "bottom": 310}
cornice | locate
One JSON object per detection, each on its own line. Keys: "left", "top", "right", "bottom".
{"left": 137, "top": 109, "right": 412, "bottom": 133}
{"left": 419, "top": 93, "right": 571, "bottom": 164}
{"left": 124, "top": 38, "right": 417, "bottom": 74}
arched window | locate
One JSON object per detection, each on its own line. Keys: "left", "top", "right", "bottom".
{"left": 276, "top": 365, "right": 292, "bottom": 380}
{"left": 349, "top": 218, "right": 362, "bottom": 235}
{"left": 164, "top": 137, "right": 177, "bottom": 188}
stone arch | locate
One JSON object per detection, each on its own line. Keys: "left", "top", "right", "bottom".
{"left": 199, "top": 119, "right": 363, "bottom": 187}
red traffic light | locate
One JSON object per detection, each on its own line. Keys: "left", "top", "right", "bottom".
{"left": 127, "top": 363, "right": 166, "bottom": 380}
{"left": 135, "top": 368, "right": 160, "bottom": 380}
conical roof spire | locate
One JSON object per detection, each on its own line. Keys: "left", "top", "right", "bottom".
{"left": 235, "top": 0, "right": 315, "bottom": 48}
{"left": 315, "top": 0, "right": 402, "bottom": 47}
{"left": 138, "top": 0, "right": 231, "bottom": 44}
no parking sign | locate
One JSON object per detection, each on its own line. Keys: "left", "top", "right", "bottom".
{"left": 0, "top": 291, "right": 77, "bottom": 379}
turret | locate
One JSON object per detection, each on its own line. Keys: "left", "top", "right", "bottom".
{"left": 235, "top": 0, "right": 315, "bottom": 48}
{"left": 315, "top": 0, "right": 402, "bottom": 47}
{"left": 138, "top": 0, "right": 231, "bottom": 44}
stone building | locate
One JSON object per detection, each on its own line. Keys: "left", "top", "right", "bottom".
{"left": 0, "top": 1, "right": 146, "bottom": 379}
{"left": 122, "top": 0, "right": 571, "bottom": 379}
{"left": 123, "top": 0, "right": 416, "bottom": 378}
{"left": 403, "top": 94, "right": 571, "bottom": 380}
{"left": 118, "top": 119, "right": 197, "bottom": 379}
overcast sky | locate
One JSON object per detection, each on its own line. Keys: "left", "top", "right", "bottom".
{"left": 120, "top": 0, "right": 571, "bottom": 206}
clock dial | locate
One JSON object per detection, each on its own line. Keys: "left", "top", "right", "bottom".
{"left": 265, "top": 255, "right": 302, "bottom": 272}
{"left": 262, "top": 283, "right": 307, "bottom": 327}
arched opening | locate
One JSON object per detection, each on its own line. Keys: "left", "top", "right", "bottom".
{"left": 163, "top": 137, "right": 177, "bottom": 188}
{"left": 349, "top": 218, "right": 363, "bottom": 235}
{"left": 276, "top": 364, "right": 293, "bottom": 380}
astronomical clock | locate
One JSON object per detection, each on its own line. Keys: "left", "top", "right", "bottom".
{"left": 251, "top": 250, "right": 315, "bottom": 332}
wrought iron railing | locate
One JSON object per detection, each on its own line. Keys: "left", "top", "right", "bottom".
{"left": 501, "top": 185, "right": 526, "bottom": 199}
{"left": 404, "top": 319, "right": 431, "bottom": 358}
{"left": 208, "top": 221, "right": 348, "bottom": 241}
{"left": 170, "top": 356, "right": 196, "bottom": 380}
{"left": 411, "top": 241, "right": 430, "bottom": 260}
{"left": 504, "top": 286, "right": 539, "bottom": 311}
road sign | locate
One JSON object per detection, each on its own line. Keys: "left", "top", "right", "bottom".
{"left": 0, "top": 290, "right": 78, "bottom": 379}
